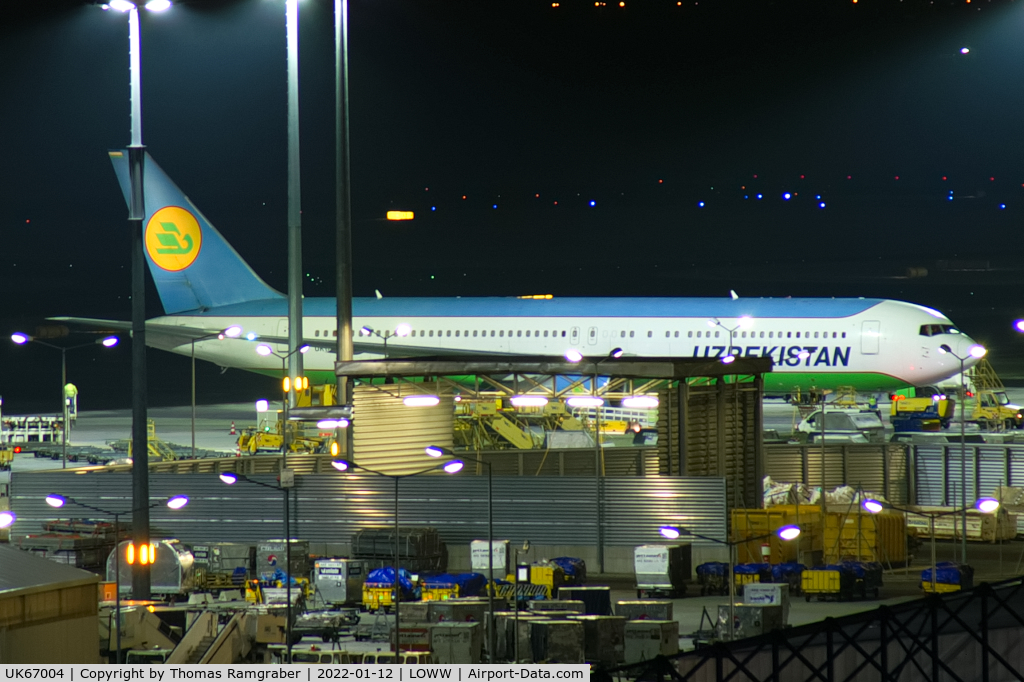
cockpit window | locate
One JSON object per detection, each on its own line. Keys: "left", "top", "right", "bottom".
{"left": 919, "top": 324, "right": 960, "bottom": 337}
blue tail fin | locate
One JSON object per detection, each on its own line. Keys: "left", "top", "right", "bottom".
{"left": 109, "top": 150, "right": 283, "bottom": 314}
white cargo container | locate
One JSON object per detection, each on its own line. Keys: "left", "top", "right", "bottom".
{"left": 633, "top": 544, "right": 691, "bottom": 597}
{"left": 624, "top": 620, "right": 678, "bottom": 662}
{"left": 743, "top": 582, "right": 790, "bottom": 624}
{"left": 470, "top": 539, "right": 510, "bottom": 579}
{"left": 312, "top": 558, "right": 367, "bottom": 606}
{"left": 430, "top": 622, "right": 482, "bottom": 664}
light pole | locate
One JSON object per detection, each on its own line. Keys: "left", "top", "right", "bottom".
{"left": 660, "top": 524, "right": 801, "bottom": 642}
{"left": 938, "top": 342, "right": 987, "bottom": 563}
{"left": 44, "top": 493, "right": 188, "bottom": 663}
{"left": 863, "top": 497, "right": 999, "bottom": 592}
{"left": 219, "top": 472, "right": 297, "bottom": 660}
{"left": 256, "top": 344, "right": 310, "bottom": 456}
{"left": 331, "top": 458, "right": 463, "bottom": 655}
{"left": 190, "top": 326, "right": 242, "bottom": 459}
{"left": 11, "top": 333, "right": 119, "bottom": 468}
{"left": 426, "top": 445, "right": 495, "bottom": 661}
{"left": 101, "top": 0, "right": 172, "bottom": 601}
{"left": 359, "top": 324, "right": 411, "bottom": 359}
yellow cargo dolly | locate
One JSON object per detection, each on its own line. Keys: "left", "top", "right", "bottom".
{"left": 362, "top": 584, "right": 396, "bottom": 611}
{"left": 734, "top": 573, "right": 761, "bottom": 589}
{"left": 802, "top": 569, "right": 847, "bottom": 602}
{"left": 422, "top": 585, "right": 459, "bottom": 602}
{"left": 922, "top": 581, "right": 962, "bottom": 594}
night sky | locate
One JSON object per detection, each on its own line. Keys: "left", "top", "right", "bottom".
{"left": 3, "top": 0, "right": 1024, "bottom": 414}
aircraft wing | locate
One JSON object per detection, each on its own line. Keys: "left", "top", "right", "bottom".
{"left": 51, "top": 317, "right": 512, "bottom": 357}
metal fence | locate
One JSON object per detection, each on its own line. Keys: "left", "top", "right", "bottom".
{"left": 596, "top": 577, "right": 1024, "bottom": 682}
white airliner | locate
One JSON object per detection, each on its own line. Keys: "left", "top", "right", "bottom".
{"left": 58, "top": 151, "right": 984, "bottom": 394}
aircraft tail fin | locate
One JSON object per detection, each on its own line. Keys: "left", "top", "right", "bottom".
{"left": 108, "top": 150, "right": 283, "bottom": 314}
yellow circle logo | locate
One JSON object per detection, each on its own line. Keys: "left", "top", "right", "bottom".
{"left": 145, "top": 206, "right": 202, "bottom": 272}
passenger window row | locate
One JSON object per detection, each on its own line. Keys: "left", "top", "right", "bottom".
{"left": 313, "top": 327, "right": 847, "bottom": 341}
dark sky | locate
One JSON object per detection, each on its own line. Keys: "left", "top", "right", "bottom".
{"left": 3, "top": 0, "right": 1024, "bottom": 413}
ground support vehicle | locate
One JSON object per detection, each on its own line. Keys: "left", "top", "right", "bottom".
{"left": 770, "top": 562, "right": 806, "bottom": 596}
{"left": 696, "top": 562, "right": 730, "bottom": 596}
{"left": 890, "top": 397, "right": 955, "bottom": 432}
{"left": 733, "top": 563, "right": 772, "bottom": 590}
{"left": 634, "top": 544, "right": 690, "bottom": 598}
{"left": 921, "top": 562, "right": 974, "bottom": 593}
{"left": 802, "top": 562, "right": 881, "bottom": 601}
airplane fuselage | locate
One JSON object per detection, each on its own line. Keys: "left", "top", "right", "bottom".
{"left": 150, "top": 296, "right": 980, "bottom": 393}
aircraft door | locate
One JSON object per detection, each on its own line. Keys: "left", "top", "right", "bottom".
{"left": 570, "top": 327, "right": 580, "bottom": 345}
{"left": 861, "top": 321, "right": 880, "bottom": 355}
{"left": 587, "top": 326, "right": 598, "bottom": 346}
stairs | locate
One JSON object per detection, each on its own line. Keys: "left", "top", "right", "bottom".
{"left": 185, "top": 635, "right": 217, "bottom": 663}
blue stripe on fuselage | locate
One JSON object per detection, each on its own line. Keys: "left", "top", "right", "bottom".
{"left": 183, "top": 297, "right": 886, "bottom": 319}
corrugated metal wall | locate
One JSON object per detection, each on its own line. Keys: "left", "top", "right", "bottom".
{"left": 8, "top": 472, "right": 727, "bottom": 549}
{"left": 350, "top": 384, "right": 454, "bottom": 475}
{"left": 764, "top": 444, "right": 910, "bottom": 504}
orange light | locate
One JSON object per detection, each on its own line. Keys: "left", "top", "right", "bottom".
{"left": 283, "top": 377, "right": 291, "bottom": 393}
{"left": 12, "top": 446, "right": 21, "bottom": 454}
{"left": 619, "top": 1, "right": 625, "bottom": 5}
{"left": 386, "top": 210, "right": 414, "bottom": 221}
{"left": 126, "top": 543, "right": 135, "bottom": 564}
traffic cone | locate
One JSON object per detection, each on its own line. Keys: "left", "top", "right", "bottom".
{"left": 230, "top": 421, "right": 236, "bottom": 435}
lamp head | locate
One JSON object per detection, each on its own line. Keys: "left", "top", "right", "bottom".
{"left": 976, "top": 497, "right": 1000, "bottom": 513}
{"left": 298, "top": 345, "right": 310, "bottom": 354}
{"left": 707, "top": 318, "right": 719, "bottom": 328}
{"left": 331, "top": 459, "right": 351, "bottom": 472}
{"left": 255, "top": 344, "right": 273, "bottom": 357}
{"left": 721, "top": 354, "right": 736, "bottom": 364}
{"left": 564, "top": 349, "right": 583, "bottom": 363}
{"left": 223, "top": 325, "right": 243, "bottom": 338}
{"left": 45, "top": 494, "right": 67, "bottom": 508}
{"left": 862, "top": 499, "right": 885, "bottom": 514}
{"left": 938, "top": 344, "right": 952, "bottom": 354}
{"left": 425, "top": 445, "right": 449, "bottom": 458}
{"left": 218, "top": 472, "right": 239, "bottom": 485}
{"left": 1015, "top": 320, "right": 1024, "bottom": 333}
{"left": 737, "top": 316, "right": 753, "bottom": 329}
{"left": 395, "top": 323, "right": 411, "bottom": 337}
{"left": 969, "top": 345, "right": 987, "bottom": 359}
{"left": 0, "top": 511, "right": 16, "bottom": 529}
{"left": 360, "top": 326, "right": 373, "bottom": 336}
{"left": 11, "top": 333, "right": 29, "bottom": 345}
{"left": 777, "top": 525, "right": 801, "bottom": 541}
{"left": 404, "top": 395, "right": 440, "bottom": 407}
{"left": 100, "top": 336, "right": 119, "bottom": 347}
{"left": 659, "top": 525, "right": 685, "bottom": 540}
{"left": 166, "top": 495, "right": 189, "bottom": 510}
{"left": 145, "top": 0, "right": 172, "bottom": 11}
{"left": 443, "top": 460, "right": 464, "bottom": 474}
{"left": 608, "top": 347, "right": 624, "bottom": 359}
{"left": 106, "top": 0, "right": 136, "bottom": 11}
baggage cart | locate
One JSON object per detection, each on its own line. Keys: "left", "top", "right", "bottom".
{"left": 696, "top": 562, "right": 730, "bottom": 596}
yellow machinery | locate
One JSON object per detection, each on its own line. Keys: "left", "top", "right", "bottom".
{"left": 0, "top": 447, "right": 13, "bottom": 471}
{"left": 967, "top": 361, "right": 1023, "bottom": 430}
{"left": 127, "top": 420, "right": 180, "bottom": 461}
{"left": 454, "top": 399, "right": 587, "bottom": 450}
{"left": 802, "top": 569, "right": 844, "bottom": 601}
{"left": 890, "top": 397, "right": 955, "bottom": 432}
{"left": 361, "top": 584, "right": 396, "bottom": 611}
{"left": 237, "top": 421, "right": 334, "bottom": 455}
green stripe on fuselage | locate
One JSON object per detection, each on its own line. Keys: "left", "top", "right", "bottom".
{"left": 763, "top": 372, "right": 907, "bottom": 393}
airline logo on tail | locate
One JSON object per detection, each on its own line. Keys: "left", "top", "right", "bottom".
{"left": 145, "top": 206, "right": 202, "bottom": 271}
